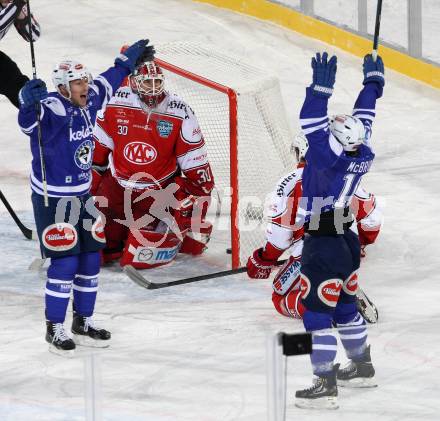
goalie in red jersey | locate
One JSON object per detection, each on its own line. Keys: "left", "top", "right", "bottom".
{"left": 246, "top": 132, "right": 382, "bottom": 320}
{"left": 92, "top": 59, "right": 214, "bottom": 269}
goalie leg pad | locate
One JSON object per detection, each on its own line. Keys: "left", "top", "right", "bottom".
{"left": 179, "top": 222, "right": 213, "bottom": 255}
{"left": 120, "top": 229, "right": 182, "bottom": 269}
{"left": 272, "top": 256, "right": 301, "bottom": 295}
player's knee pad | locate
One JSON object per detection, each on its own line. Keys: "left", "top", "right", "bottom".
{"left": 77, "top": 251, "right": 100, "bottom": 276}
{"left": 302, "top": 310, "right": 333, "bottom": 332}
{"left": 334, "top": 302, "right": 358, "bottom": 325}
{"left": 47, "top": 255, "right": 80, "bottom": 280}
{"left": 120, "top": 229, "right": 181, "bottom": 269}
{"left": 179, "top": 222, "right": 213, "bottom": 255}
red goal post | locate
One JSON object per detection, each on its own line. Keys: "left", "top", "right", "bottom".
{"left": 155, "top": 57, "right": 241, "bottom": 268}
{"left": 155, "top": 43, "right": 293, "bottom": 269}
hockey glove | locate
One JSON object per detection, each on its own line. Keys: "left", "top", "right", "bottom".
{"left": 19, "top": 78, "right": 48, "bottom": 108}
{"left": 310, "top": 52, "right": 337, "bottom": 98}
{"left": 363, "top": 54, "right": 385, "bottom": 87}
{"left": 115, "top": 39, "right": 154, "bottom": 72}
{"left": 247, "top": 248, "right": 277, "bottom": 279}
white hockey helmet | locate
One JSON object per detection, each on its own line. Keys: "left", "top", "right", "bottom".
{"left": 330, "top": 114, "right": 366, "bottom": 152}
{"left": 291, "top": 131, "right": 309, "bottom": 161}
{"left": 129, "top": 61, "right": 165, "bottom": 109}
{"left": 52, "top": 60, "right": 92, "bottom": 97}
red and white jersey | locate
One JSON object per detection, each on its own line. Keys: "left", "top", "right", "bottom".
{"left": 351, "top": 186, "right": 382, "bottom": 246}
{"left": 93, "top": 79, "right": 214, "bottom": 196}
{"left": 264, "top": 163, "right": 305, "bottom": 261}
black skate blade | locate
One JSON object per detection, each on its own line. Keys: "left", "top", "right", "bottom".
{"left": 295, "top": 396, "right": 339, "bottom": 410}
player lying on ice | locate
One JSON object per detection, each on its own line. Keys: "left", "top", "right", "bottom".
{"left": 18, "top": 39, "right": 154, "bottom": 354}
{"left": 247, "top": 131, "right": 382, "bottom": 320}
{"left": 91, "top": 56, "right": 215, "bottom": 270}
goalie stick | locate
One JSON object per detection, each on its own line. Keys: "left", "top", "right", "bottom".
{"left": 124, "top": 262, "right": 378, "bottom": 322}
{"left": 0, "top": 190, "right": 36, "bottom": 240}
{"left": 124, "top": 264, "right": 251, "bottom": 290}
{"left": 123, "top": 259, "right": 288, "bottom": 290}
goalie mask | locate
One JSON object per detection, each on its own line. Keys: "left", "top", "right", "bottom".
{"left": 330, "top": 114, "right": 366, "bottom": 152}
{"left": 291, "top": 131, "right": 309, "bottom": 162}
{"left": 130, "top": 61, "right": 165, "bottom": 109}
{"left": 52, "top": 60, "right": 92, "bottom": 99}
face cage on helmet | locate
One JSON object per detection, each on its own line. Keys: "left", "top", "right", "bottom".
{"left": 130, "top": 70, "right": 165, "bottom": 109}
{"left": 291, "top": 133, "right": 309, "bottom": 162}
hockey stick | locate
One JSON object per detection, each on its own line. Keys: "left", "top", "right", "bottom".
{"left": 124, "top": 260, "right": 378, "bottom": 321}
{"left": 123, "top": 259, "right": 288, "bottom": 290}
{"left": 0, "top": 190, "right": 36, "bottom": 240}
{"left": 26, "top": 0, "right": 48, "bottom": 207}
{"left": 372, "top": 0, "right": 383, "bottom": 61}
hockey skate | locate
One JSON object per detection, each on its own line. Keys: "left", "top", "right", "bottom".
{"left": 46, "top": 321, "right": 76, "bottom": 356}
{"left": 71, "top": 313, "right": 111, "bottom": 348}
{"left": 337, "top": 345, "right": 377, "bottom": 388}
{"left": 295, "top": 364, "right": 339, "bottom": 410}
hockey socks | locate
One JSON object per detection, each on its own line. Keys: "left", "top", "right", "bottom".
{"left": 72, "top": 251, "right": 100, "bottom": 317}
{"left": 45, "top": 255, "right": 78, "bottom": 323}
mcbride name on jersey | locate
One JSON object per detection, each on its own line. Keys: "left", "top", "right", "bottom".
{"left": 18, "top": 66, "right": 129, "bottom": 197}
{"left": 299, "top": 83, "right": 381, "bottom": 221}
{"left": 93, "top": 80, "right": 213, "bottom": 195}
{"left": 265, "top": 164, "right": 381, "bottom": 297}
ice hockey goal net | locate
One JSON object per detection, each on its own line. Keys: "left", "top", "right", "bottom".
{"left": 156, "top": 42, "right": 293, "bottom": 268}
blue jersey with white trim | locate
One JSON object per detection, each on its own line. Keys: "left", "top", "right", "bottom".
{"left": 299, "top": 83, "right": 382, "bottom": 220}
{"left": 19, "top": 66, "right": 129, "bottom": 197}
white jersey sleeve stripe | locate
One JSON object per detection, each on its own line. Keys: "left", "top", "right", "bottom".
{"left": 93, "top": 123, "right": 114, "bottom": 150}
{"left": 300, "top": 116, "right": 328, "bottom": 126}
{"left": 302, "top": 121, "right": 329, "bottom": 135}
{"left": 177, "top": 145, "right": 208, "bottom": 171}
{"left": 31, "top": 171, "right": 91, "bottom": 193}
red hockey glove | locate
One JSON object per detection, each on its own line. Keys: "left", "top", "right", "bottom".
{"left": 247, "top": 248, "right": 277, "bottom": 279}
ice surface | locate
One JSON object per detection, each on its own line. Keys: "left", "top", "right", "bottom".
{"left": 1, "top": 1, "right": 440, "bottom": 420}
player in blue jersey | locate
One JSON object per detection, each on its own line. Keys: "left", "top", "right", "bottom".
{"left": 293, "top": 52, "right": 384, "bottom": 409}
{"left": 18, "top": 39, "right": 154, "bottom": 354}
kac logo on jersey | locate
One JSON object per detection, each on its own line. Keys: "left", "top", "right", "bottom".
{"left": 74, "top": 140, "right": 93, "bottom": 170}
{"left": 157, "top": 120, "right": 173, "bottom": 138}
{"left": 124, "top": 142, "right": 157, "bottom": 165}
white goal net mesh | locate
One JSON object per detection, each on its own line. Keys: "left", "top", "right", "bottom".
{"left": 156, "top": 42, "right": 293, "bottom": 266}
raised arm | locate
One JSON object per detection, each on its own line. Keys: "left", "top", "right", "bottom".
{"left": 0, "top": 0, "right": 23, "bottom": 39}
{"left": 92, "top": 39, "right": 156, "bottom": 110}
{"left": 13, "top": 0, "right": 41, "bottom": 42}
{"left": 352, "top": 54, "right": 385, "bottom": 143}
{"left": 300, "top": 52, "right": 340, "bottom": 169}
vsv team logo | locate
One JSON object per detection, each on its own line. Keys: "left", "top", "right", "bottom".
{"left": 74, "top": 140, "right": 93, "bottom": 170}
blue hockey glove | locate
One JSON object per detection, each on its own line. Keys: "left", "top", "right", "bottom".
{"left": 18, "top": 79, "right": 48, "bottom": 108}
{"left": 311, "top": 52, "right": 337, "bottom": 98}
{"left": 363, "top": 54, "right": 385, "bottom": 87}
{"left": 115, "top": 39, "right": 155, "bottom": 72}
